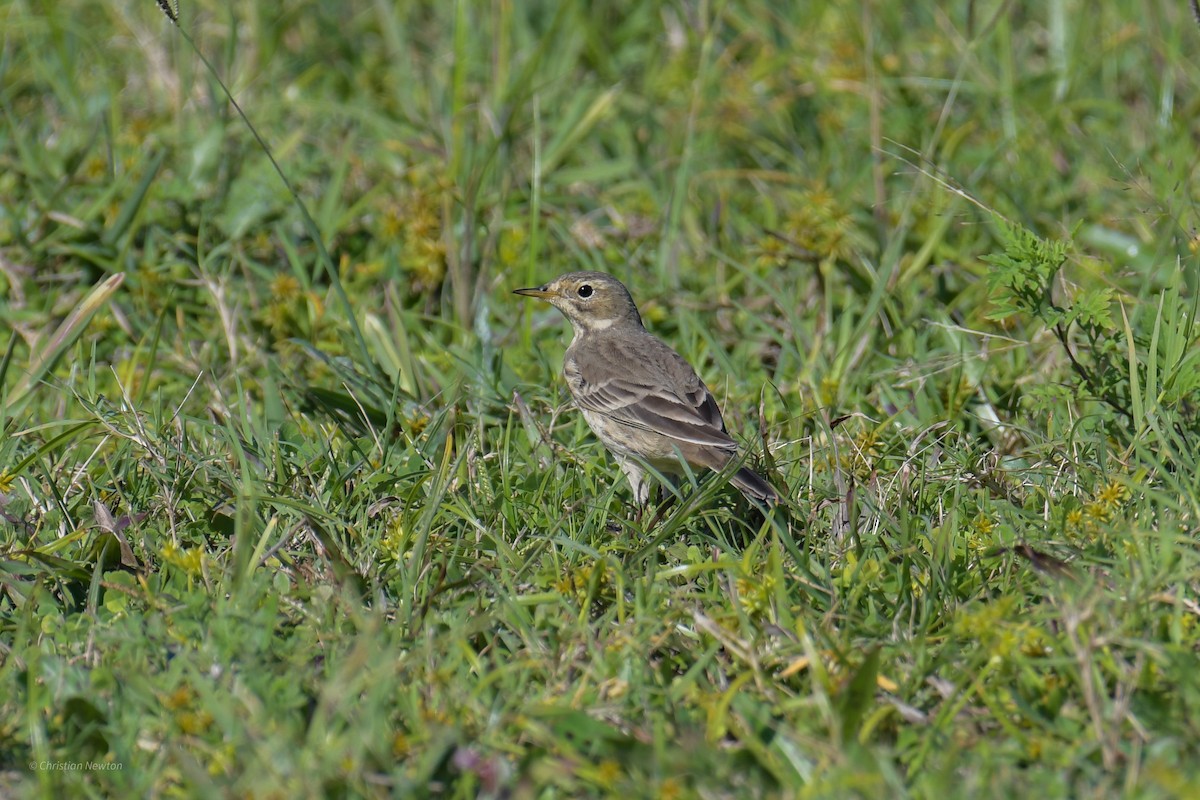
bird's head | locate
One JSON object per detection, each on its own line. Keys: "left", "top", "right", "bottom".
{"left": 513, "top": 271, "right": 642, "bottom": 332}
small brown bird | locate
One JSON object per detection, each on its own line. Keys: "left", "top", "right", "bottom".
{"left": 514, "top": 271, "right": 779, "bottom": 506}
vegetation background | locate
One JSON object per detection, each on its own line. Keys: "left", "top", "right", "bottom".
{"left": 2, "top": 0, "right": 1199, "bottom": 797}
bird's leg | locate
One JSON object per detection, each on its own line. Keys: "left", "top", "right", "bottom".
{"left": 642, "top": 488, "right": 677, "bottom": 530}
{"left": 618, "top": 461, "right": 681, "bottom": 529}
{"left": 619, "top": 460, "right": 652, "bottom": 525}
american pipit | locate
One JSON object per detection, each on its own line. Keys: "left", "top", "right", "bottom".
{"left": 515, "top": 271, "right": 779, "bottom": 506}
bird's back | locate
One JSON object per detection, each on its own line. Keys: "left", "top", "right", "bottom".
{"left": 564, "top": 327, "right": 738, "bottom": 460}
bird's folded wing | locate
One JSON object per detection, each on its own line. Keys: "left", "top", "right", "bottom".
{"left": 568, "top": 367, "right": 737, "bottom": 450}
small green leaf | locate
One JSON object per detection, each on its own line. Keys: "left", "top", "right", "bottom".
{"left": 837, "top": 648, "right": 881, "bottom": 746}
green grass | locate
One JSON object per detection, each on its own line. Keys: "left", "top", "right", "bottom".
{"left": 2, "top": 0, "right": 1200, "bottom": 797}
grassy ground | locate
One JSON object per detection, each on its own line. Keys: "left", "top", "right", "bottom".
{"left": 2, "top": 0, "right": 1199, "bottom": 797}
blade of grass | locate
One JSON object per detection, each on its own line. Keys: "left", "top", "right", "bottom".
{"left": 5, "top": 272, "right": 124, "bottom": 411}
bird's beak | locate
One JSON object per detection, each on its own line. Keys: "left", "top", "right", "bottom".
{"left": 513, "top": 285, "right": 556, "bottom": 299}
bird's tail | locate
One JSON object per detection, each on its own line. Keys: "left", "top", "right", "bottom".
{"left": 731, "top": 467, "right": 780, "bottom": 505}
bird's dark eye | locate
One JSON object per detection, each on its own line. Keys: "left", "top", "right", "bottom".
{"left": 577, "top": 284, "right": 593, "bottom": 298}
